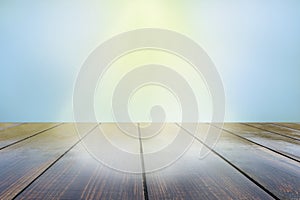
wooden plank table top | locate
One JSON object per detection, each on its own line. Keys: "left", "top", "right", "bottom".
{"left": 0, "top": 123, "right": 299, "bottom": 200}
{"left": 0, "top": 123, "right": 22, "bottom": 131}
{"left": 220, "top": 123, "right": 300, "bottom": 162}
{"left": 0, "top": 123, "right": 60, "bottom": 150}
{"left": 273, "top": 123, "right": 300, "bottom": 131}
{"left": 204, "top": 124, "right": 300, "bottom": 200}
{"left": 0, "top": 123, "right": 96, "bottom": 199}
{"left": 245, "top": 123, "right": 300, "bottom": 141}
{"left": 142, "top": 124, "right": 273, "bottom": 200}
{"left": 14, "top": 124, "right": 144, "bottom": 200}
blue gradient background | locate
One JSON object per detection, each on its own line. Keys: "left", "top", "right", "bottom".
{"left": 1, "top": 0, "right": 299, "bottom": 122}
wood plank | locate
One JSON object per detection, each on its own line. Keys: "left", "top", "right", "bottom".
{"left": 141, "top": 123, "right": 274, "bottom": 200}
{"left": 220, "top": 123, "right": 300, "bottom": 162}
{"left": 0, "top": 123, "right": 22, "bottom": 131}
{"left": 2, "top": 123, "right": 300, "bottom": 199}
{"left": 0, "top": 123, "right": 60, "bottom": 149}
{"left": 0, "top": 123, "right": 16, "bottom": 128}
{"left": 245, "top": 123, "right": 300, "bottom": 141}
{"left": 14, "top": 123, "right": 144, "bottom": 200}
{"left": 0, "top": 123, "right": 96, "bottom": 199}
{"left": 272, "top": 123, "right": 300, "bottom": 131}
{"left": 193, "top": 124, "right": 300, "bottom": 200}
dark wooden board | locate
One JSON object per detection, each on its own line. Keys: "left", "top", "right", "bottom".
{"left": 142, "top": 124, "right": 273, "bottom": 200}
{"left": 197, "top": 124, "right": 300, "bottom": 200}
{"left": 0, "top": 123, "right": 95, "bottom": 199}
{"left": 15, "top": 123, "right": 144, "bottom": 200}
{"left": 0, "top": 123, "right": 299, "bottom": 200}
{"left": 273, "top": 123, "right": 300, "bottom": 131}
{"left": 220, "top": 123, "right": 300, "bottom": 162}
{"left": 245, "top": 123, "right": 300, "bottom": 140}
{"left": 0, "top": 123, "right": 60, "bottom": 149}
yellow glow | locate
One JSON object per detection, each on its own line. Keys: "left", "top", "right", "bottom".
{"left": 94, "top": 49, "right": 213, "bottom": 122}
{"left": 110, "top": 0, "right": 189, "bottom": 33}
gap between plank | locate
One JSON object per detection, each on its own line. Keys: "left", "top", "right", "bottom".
{"left": 0, "top": 123, "right": 63, "bottom": 151}
{"left": 137, "top": 123, "right": 150, "bottom": 200}
{"left": 12, "top": 124, "right": 99, "bottom": 200}
{"left": 269, "top": 123, "right": 300, "bottom": 133}
{"left": 175, "top": 123, "right": 280, "bottom": 200}
{"left": 213, "top": 124, "right": 300, "bottom": 163}
{"left": 243, "top": 123, "right": 300, "bottom": 142}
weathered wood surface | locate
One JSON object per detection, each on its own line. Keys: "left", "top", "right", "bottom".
{"left": 0, "top": 123, "right": 96, "bottom": 199}
{"left": 220, "top": 123, "right": 300, "bottom": 162}
{"left": 14, "top": 123, "right": 144, "bottom": 200}
{"left": 0, "top": 123, "right": 22, "bottom": 131}
{"left": 245, "top": 123, "right": 300, "bottom": 140}
{"left": 197, "top": 124, "right": 300, "bottom": 200}
{"left": 143, "top": 124, "right": 273, "bottom": 200}
{"left": 0, "top": 123, "right": 60, "bottom": 149}
{"left": 0, "top": 123, "right": 299, "bottom": 200}
{"left": 272, "top": 123, "right": 300, "bottom": 131}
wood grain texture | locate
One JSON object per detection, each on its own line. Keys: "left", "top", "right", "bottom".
{"left": 202, "top": 124, "right": 300, "bottom": 200}
{"left": 0, "top": 123, "right": 22, "bottom": 131}
{"left": 220, "top": 123, "right": 300, "bottom": 162}
{"left": 0, "top": 123, "right": 95, "bottom": 199}
{"left": 0, "top": 123, "right": 299, "bottom": 200}
{"left": 245, "top": 123, "right": 300, "bottom": 140}
{"left": 272, "top": 123, "right": 300, "bottom": 131}
{"left": 143, "top": 124, "right": 273, "bottom": 200}
{"left": 0, "top": 123, "right": 60, "bottom": 149}
{"left": 15, "top": 124, "right": 144, "bottom": 200}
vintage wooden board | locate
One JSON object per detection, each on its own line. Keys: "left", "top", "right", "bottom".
{"left": 194, "top": 124, "right": 300, "bottom": 200}
{"left": 142, "top": 124, "right": 273, "bottom": 200}
{"left": 0, "top": 123, "right": 299, "bottom": 200}
{"left": 14, "top": 123, "right": 144, "bottom": 200}
{"left": 0, "top": 123, "right": 22, "bottom": 131}
{"left": 245, "top": 123, "right": 300, "bottom": 140}
{"left": 0, "top": 123, "right": 95, "bottom": 199}
{"left": 272, "top": 123, "right": 300, "bottom": 131}
{"left": 0, "top": 123, "right": 60, "bottom": 149}
{"left": 220, "top": 123, "right": 300, "bottom": 162}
